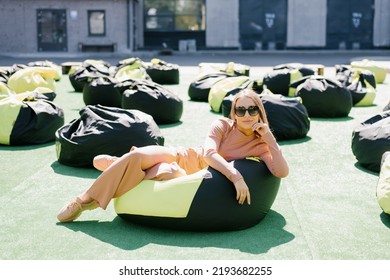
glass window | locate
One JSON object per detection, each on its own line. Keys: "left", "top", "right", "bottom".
{"left": 88, "top": 10, "right": 105, "bottom": 36}
{"left": 144, "top": 0, "right": 205, "bottom": 31}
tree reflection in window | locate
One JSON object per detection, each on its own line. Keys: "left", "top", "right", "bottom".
{"left": 144, "top": 0, "right": 205, "bottom": 31}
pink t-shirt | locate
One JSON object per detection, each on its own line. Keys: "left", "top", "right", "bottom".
{"left": 204, "top": 117, "right": 269, "bottom": 161}
{"left": 204, "top": 117, "right": 288, "bottom": 179}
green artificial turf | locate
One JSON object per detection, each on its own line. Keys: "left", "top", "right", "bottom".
{"left": 1, "top": 63, "right": 390, "bottom": 260}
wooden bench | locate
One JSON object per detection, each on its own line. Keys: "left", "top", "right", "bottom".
{"left": 78, "top": 42, "right": 117, "bottom": 52}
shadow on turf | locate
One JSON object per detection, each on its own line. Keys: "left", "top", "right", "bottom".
{"left": 380, "top": 212, "right": 390, "bottom": 228}
{"left": 310, "top": 116, "right": 354, "bottom": 122}
{"left": 59, "top": 210, "right": 294, "bottom": 255}
{"left": 353, "top": 162, "right": 379, "bottom": 176}
{"left": 0, "top": 142, "right": 53, "bottom": 151}
{"left": 278, "top": 136, "right": 312, "bottom": 145}
{"left": 51, "top": 161, "right": 101, "bottom": 179}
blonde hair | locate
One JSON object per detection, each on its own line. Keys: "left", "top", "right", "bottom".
{"left": 229, "top": 88, "right": 269, "bottom": 125}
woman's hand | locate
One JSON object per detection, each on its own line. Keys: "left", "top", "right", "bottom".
{"left": 234, "top": 178, "right": 251, "bottom": 205}
{"left": 252, "top": 122, "right": 271, "bottom": 137}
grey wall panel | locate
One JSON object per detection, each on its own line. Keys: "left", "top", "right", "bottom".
{"left": 287, "top": 0, "right": 326, "bottom": 47}
{"left": 206, "top": 0, "right": 239, "bottom": 48}
{"left": 373, "top": 0, "right": 390, "bottom": 47}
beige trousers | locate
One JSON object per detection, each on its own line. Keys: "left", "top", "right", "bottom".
{"left": 86, "top": 146, "right": 207, "bottom": 209}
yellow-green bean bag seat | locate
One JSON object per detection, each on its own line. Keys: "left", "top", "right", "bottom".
{"left": 351, "top": 59, "right": 387, "bottom": 84}
{"left": 7, "top": 67, "right": 60, "bottom": 93}
{"left": 377, "top": 152, "right": 390, "bottom": 215}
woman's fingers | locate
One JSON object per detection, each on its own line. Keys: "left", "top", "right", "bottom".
{"left": 235, "top": 179, "right": 251, "bottom": 205}
{"left": 236, "top": 189, "right": 251, "bottom": 205}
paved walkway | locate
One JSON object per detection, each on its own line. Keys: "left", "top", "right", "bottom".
{"left": 1, "top": 50, "right": 390, "bottom": 67}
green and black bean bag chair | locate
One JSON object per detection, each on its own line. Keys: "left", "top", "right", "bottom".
{"left": 115, "top": 158, "right": 281, "bottom": 231}
{"left": 69, "top": 60, "right": 112, "bottom": 92}
{"left": 295, "top": 76, "right": 352, "bottom": 118}
{"left": 83, "top": 76, "right": 122, "bottom": 107}
{"left": 7, "top": 66, "right": 60, "bottom": 94}
{"left": 188, "top": 72, "right": 237, "bottom": 102}
{"left": 352, "top": 111, "right": 390, "bottom": 173}
{"left": 262, "top": 64, "right": 315, "bottom": 97}
{"left": 55, "top": 105, "right": 164, "bottom": 167}
{"left": 0, "top": 81, "right": 14, "bottom": 99}
{"left": 1, "top": 64, "right": 28, "bottom": 83}
{"left": 335, "top": 65, "right": 376, "bottom": 106}
{"left": 120, "top": 79, "right": 183, "bottom": 124}
{"left": 0, "top": 93, "right": 64, "bottom": 145}
{"left": 0, "top": 68, "right": 9, "bottom": 83}
{"left": 27, "top": 60, "right": 62, "bottom": 81}
{"left": 145, "top": 58, "right": 180, "bottom": 85}
{"left": 377, "top": 151, "right": 390, "bottom": 214}
{"left": 222, "top": 91, "right": 310, "bottom": 141}
{"left": 209, "top": 75, "right": 253, "bottom": 113}
{"left": 351, "top": 59, "right": 387, "bottom": 84}
{"left": 114, "top": 57, "right": 150, "bottom": 82}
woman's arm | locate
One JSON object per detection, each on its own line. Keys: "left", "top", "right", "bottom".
{"left": 252, "top": 123, "right": 289, "bottom": 178}
{"left": 203, "top": 119, "right": 251, "bottom": 205}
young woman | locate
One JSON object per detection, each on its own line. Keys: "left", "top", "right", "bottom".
{"left": 57, "top": 88, "right": 289, "bottom": 222}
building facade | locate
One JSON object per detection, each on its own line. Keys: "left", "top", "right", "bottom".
{"left": 0, "top": 0, "right": 389, "bottom": 53}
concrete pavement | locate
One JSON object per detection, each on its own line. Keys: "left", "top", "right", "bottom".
{"left": 1, "top": 49, "right": 390, "bottom": 67}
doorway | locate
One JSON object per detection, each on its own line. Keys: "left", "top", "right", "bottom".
{"left": 37, "top": 9, "right": 67, "bottom": 51}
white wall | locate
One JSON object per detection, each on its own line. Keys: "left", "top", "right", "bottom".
{"left": 206, "top": 0, "right": 240, "bottom": 48}
{"left": 373, "top": 0, "right": 390, "bottom": 47}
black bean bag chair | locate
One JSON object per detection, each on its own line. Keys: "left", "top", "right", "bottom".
{"left": 0, "top": 93, "right": 64, "bottom": 145}
{"left": 55, "top": 105, "right": 164, "bottom": 167}
{"left": 336, "top": 65, "right": 376, "bottom": 106}
{"left": 352, "top": 111, "right": 390, "bottom": 173}
{"left": 145, "top": 58, "right": 180, "bottom": 85}
{"left": 198, "top": 62, "right": 250, "bottom": 76}
{"left": 83, "top": 76, "right": 122, "bottom": 107}
{"left": 262, "top": 64, "right": 315, "bottom": 96}
{"left": 115, "top": 158, "right": 281, "bottom": 231}
{"left": 221, "top": 91, "right": 310, "bottom": 141}
{"left": 69, "top": 60, "right": 112, "bottom": 92}
{"left": 273, "top": 63, "right": 316, "bottom": 76}
{"left": 120, "top": 79, "right": 183, "bottom": 124}
{"left": 61, "top": 62, "right": 83, "bottom": 75}
{"left": 295, "top": 76, "right": 352, "bottom": 118}
{"left": 188, "top": 72, "right": 237, "bottom": 102}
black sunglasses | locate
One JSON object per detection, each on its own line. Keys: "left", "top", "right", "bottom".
{"left": 234, "top": 106, "right": 260, "bottom": 117}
